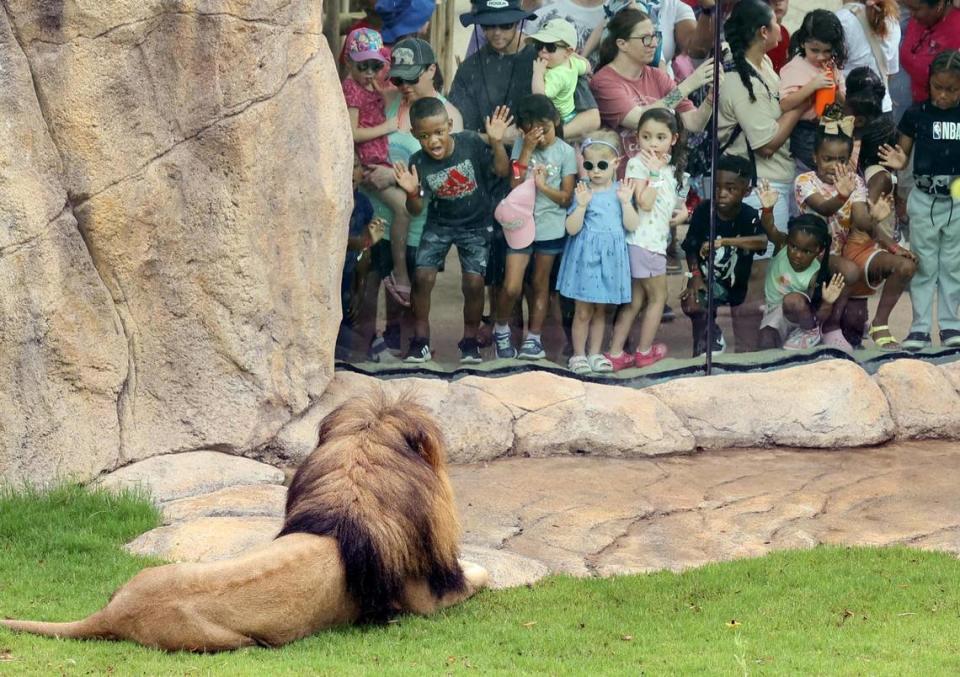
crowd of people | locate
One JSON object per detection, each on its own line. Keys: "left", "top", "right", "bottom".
{"left": 337, "top": 0, "right": 960, "bottom": 373}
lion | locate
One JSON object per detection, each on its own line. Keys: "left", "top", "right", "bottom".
{"left": 1, "top": 391, "right": 489, "bottom": 652}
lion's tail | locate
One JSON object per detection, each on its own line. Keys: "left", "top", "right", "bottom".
{"left": 1, "top": 612, "right": 114, "bottom": 641}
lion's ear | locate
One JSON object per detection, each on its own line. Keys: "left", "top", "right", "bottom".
{"left": 401, "top": 411, "right": 446, "bottom": 470}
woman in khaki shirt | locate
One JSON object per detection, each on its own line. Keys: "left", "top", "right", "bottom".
{"left": 719, "top": 0, "right": 803, "bottom": 250}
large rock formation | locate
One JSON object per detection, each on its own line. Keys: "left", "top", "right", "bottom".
{"left": 0, "top": 1, "right": 351, "bottom": 482}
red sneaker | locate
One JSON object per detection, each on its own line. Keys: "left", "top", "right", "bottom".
{"left": 603, "top": 351, "right": 635, "bottom": 372}
{"left": 634, "top": 343, "right": 668, "bottom": 368}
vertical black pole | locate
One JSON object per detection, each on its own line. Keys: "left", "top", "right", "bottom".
{"left": 704, "top": 7, "right": 723, "bottom": 376}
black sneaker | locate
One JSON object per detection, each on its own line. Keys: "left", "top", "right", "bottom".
{"left": 902, "top": 332, "right": 930, "bottom": 351}
{"left": 661, "top": 304, "right": 676, "bottom": 323}
{"left": 367, "top": 334, "right": 388, "bottom": 363}
{"left": 458, "top": 337, "right": 483, "bottom": 364}
{"left": 383, "top": 326, "right": 402, "bottom": 355}
{"left": 404, "top": 337, "right": 432, "bottom": 363}
{"left": 692, "top": 325, "right": 725, "bottom": 357}
{"left": 941, "top": 329, "right": 960, "bottom": 348}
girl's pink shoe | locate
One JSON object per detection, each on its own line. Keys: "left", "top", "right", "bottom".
{"left": 634, "top": 343, "right": 668, "bottom": 368}
{"left": 603, "top": 351, "right": 635, "bottom": 372}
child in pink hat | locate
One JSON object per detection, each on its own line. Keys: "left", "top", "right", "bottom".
{"left": 342, "top": 27, "right": 413, "bottom": 307}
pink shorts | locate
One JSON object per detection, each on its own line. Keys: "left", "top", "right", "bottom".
{"left": 628, "top": 245, "right": 666, "bottom": 278}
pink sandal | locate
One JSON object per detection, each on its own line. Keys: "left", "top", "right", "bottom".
{"left": 383, "top": 272, "right": 411, "bottom": 307}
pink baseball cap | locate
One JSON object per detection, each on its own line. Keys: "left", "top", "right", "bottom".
{"left": 495, "top": 178, "right": 536, "bottom": 250}
{"left": 346, "top": 28, "right": 388, "bottom": 63}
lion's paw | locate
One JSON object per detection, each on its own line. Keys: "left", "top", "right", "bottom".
{"left": 459, "top": 560, "right": 490, "bottom": 590}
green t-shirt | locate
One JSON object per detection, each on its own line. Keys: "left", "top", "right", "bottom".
{"left": 545, "top": 57, "right": 588, "bottom": 120}
{"left": 764, "top": 247, "right": 821, "bottom": 307}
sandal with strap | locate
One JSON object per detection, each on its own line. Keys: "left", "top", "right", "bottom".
{"left": 587, "top": 353, "right": 613, "bottom": 373}
{"left": 568, "top": 355, "right": 591, "bottom": 375}
{"left": 867, "top": 324, "right": 900, "bottom": 351}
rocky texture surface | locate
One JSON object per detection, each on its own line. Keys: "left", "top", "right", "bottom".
{"left": 647, "top": 359, "right": 894, "bottom": 449}
{"left": 265, "top": 360, "right": 939, "bottom": 465}
{"left": 0, "top": 5, "right": 127, "bottom": 484}
{"left": 96, "top": 451, "right": 285, "bottom": 502}
{"left": 113, "top": 440, "right": 960, "bottom": 587}
{"left": 876, "top": 360, "right": 960, "bottom": 440}
{"left": 1, "top": 0, "right": 352, "bottom": 482}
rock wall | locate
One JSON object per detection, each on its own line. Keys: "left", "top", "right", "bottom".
{"left": 0, "top": 0, "right": 351, "bottom": 483}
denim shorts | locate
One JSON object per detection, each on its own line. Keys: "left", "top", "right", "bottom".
{"left": 416, "top": 222, "right": 490, "bottom": 277}
{"left": 508, "top": 236, "right": 566, "bottom": 257}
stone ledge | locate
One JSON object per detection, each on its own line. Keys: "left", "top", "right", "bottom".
{"left": 268, "top": 358, "right": 960, "bottom": 462}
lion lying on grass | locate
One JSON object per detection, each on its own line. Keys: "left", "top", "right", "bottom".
{"left": 1, "top": 392, "right": 489, "bottom": 651}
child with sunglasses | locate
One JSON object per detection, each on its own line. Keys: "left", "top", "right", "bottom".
{"left": 342, "top": 28, "right": 413, "bottom": 307}
{"left": 529, "top": 19, "right": 591, "bottom": 124}
{"left": 556, "top": 131, "right": 637, "bottom": 374}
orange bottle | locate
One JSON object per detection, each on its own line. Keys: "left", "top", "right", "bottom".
{"left": 814, "top": 66, "right": 837, "bottom": 116}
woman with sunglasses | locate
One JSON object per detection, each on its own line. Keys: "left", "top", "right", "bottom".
{"left": 363, "top": 38, "right": 465, "bottom": 359}
{"left": 589, "top": 8, "right": 716, "bottom": 165}
{"left": 901, "top": 0, "right": 960, "bottom": 104}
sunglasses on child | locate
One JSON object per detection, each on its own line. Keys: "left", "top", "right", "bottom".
{"left": 583, "top": 160, "right": 612, "bottom": 171}
{"left": 533, "top": 40, "right": 568, "bottom": 53}
{"left": 356, "top": 60, "right": 385, "bottom": 72}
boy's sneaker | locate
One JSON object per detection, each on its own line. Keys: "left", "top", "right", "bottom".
{"left": 404, "top": 337, "right": 432, "bottom": 363}
{"left": 517, "top": 336, "right": 546, "bottom": 360}
{"left": 382, "top": 326, "right": 402, "bottom": 355}
{"left": 458, "top": 337, "right": 483, "bottom": 364}
{"left": 902, "top": 332, "right": 931, "bottom": 351}
{"left": 493, "top": 330, "right": 517, "bottom": 359}
{"left": 940, "top": 329, "right": 960, "bottom": 347}
{"left": 661, "top": 304, "right": 676, "bottom": 323}
{"left": 692, "top": 326, "right": 725, "bottom": 357}
{"left": 783, "top": 325, "right": 821, "bottom": 350}
{"left": 367, "top": 334, "right": 388, "bottom": 363}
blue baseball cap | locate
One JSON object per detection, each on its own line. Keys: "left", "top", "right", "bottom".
{"left": 376, "top": 0, "right": 436, "bottom": 44}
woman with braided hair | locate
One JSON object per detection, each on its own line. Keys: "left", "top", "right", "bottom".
{"left": 717, "top": 0, "right": 802, "bottom": 255}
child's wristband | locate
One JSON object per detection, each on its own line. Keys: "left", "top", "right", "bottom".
{"left": 690, "top": 268, "right": 702, "bottom": 277}
{"left": 512, "top": 161, "right": 527, "bottom": 180}
{"left": 761, "top": 206, "right": 774, "bottom": 214}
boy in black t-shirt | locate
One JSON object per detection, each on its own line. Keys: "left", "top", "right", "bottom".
{"left": 680, "top": 155, "right": 770, "bottom": 356}
{"left": 394, "top": 97, "right": 512, "bottom": 363}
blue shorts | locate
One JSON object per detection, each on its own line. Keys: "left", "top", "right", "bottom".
{"left": 508, "top": 236, "right": 566, "bottom": 257}
{"left": 416, "top": 223, "right": 490, "bottom": 277}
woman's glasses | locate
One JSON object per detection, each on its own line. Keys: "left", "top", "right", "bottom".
{"left": 532, "top": 40, "right": 565, "bottom": 53}
{"left": 583, "top": 160, "right": 611, "bottom": 171}
{"left": 627, "top": 31, "right": 662, "bottom": 47}
{"left": 391, "top": 72, "right": 424, "bottom": 87}
{"left": 356, "top": 60, "right": 385, "bottom": 72}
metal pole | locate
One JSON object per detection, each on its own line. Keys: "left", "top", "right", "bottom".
{"left": 704, "top": 7, "right": 723, "bottom": 376}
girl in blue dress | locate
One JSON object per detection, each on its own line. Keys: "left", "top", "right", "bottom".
{"left": 557, "top": 133, "right": 638, "bottom": 374}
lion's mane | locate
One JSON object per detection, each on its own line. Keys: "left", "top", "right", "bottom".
{"left": 277, "top": 390, "right": 465, "bottom": 622}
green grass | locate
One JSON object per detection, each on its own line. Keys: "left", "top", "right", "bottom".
{"left": 1, "top": 486, "right": 959, "bottom": 675}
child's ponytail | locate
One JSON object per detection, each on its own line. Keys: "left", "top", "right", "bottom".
{"left": 788, "top": 214, "right": 833, "bottom": 307}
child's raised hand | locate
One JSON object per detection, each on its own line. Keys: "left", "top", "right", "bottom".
{"left": 821, "top": 272, "right": 845, "bottom": 304}
{"left": 367, "top": 216, "right": 386, "bottom": 245}
{"left": 756, "top": 178, "right": 779, "bottom": 210}
{"left": 878, "top": 143, "right": 908, "bottom": 170}
{"left": 485, "top": 105, "right": 514, "bottom": 143}
{"left": 638, "top": 148, "right": 666, "bottom": 172}
{"left": 867, "top": 193, "right": 894, "bottom": 224}
{"left": 833, "top": 163, "right": 856, "bottom": 198}
{"left": 575, "top": 180, "right": 593, "bottom": 206}
{"left": 393, "top": 161, "right": 419, "bottom": 194}
{"left": 616, "top": 178, "right": 635, "bottom": 204}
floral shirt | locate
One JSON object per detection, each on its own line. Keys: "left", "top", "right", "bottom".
{"left": 794, "top": 171, "right": 867, "bottom": 254}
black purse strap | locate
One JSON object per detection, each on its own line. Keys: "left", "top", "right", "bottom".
{"left": 719, "top": 124, "right": 757, "bottom": 186}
